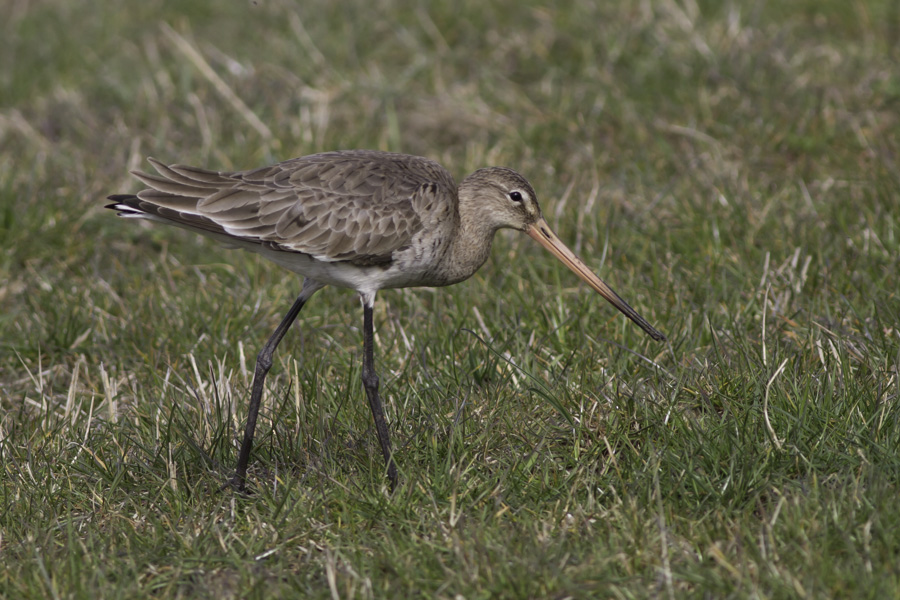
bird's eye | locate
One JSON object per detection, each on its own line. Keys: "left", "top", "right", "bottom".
{"left": 509, "top": 191, "right": 524, "bottom": 203}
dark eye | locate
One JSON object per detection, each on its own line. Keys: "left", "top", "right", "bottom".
{"left": 509, "top": 191, "right": 523, "bottom": 203}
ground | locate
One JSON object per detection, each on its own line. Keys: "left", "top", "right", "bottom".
{"left": 1, "top": 0, "right": 899, "bottom": 597}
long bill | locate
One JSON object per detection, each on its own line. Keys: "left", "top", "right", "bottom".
{"left": 527, "top": 219, "right": 666, "bottom": 341}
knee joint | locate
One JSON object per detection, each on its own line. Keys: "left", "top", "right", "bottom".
{"left": 256, "top": 349, "right": 274, "bottom": 372}
{"left": 362, "top": 369, "right": 379, "bottom": 390}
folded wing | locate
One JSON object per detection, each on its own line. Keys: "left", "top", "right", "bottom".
{"left": 115, "top": 151, "right": 454, "bottom": 266}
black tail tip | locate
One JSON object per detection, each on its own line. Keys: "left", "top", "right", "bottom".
{"left": 105, "top": 194, "right": 138, "bottom": 210}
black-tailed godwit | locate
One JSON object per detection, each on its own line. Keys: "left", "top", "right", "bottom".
{"left": 108, "top": 150, "right": 665, "bottom": 490}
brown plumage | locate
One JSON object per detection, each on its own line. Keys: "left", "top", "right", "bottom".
{"left": 108, "top": 150, "right": 664, "bottom": 491}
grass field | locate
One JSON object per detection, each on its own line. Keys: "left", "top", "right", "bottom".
{"left": 2, "top": 0, "right": 899, "bottom": 597}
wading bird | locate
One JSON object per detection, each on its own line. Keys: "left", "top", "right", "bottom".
{"left": 108, "top": 150, "right": 665, "bottom": 491}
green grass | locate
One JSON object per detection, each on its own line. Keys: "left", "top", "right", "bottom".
{"left": 2, "top": 0, "right": 899, "bottom": 597}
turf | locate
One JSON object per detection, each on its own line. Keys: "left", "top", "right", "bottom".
{"left": 2, "top": 0, "right": 899, "bottom": 597}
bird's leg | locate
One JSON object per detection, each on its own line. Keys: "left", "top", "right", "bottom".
{"left": 360, "top": 293, "right": 398, "bottom": 491}
{"left": 230, "top": 279, "right": 322, "bottom": 491}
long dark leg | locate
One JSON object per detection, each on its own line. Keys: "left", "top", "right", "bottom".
{"left": 360, "top": 293, "right": 398, "bottom": 490}
{"left": 230, "top": 279, "right": 322, "bottom": 490}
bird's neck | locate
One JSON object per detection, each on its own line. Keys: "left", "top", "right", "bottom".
{"left": 439, "top": 198, "right": 499, "bottom": 286}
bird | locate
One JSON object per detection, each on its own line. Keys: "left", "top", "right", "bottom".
{"left": 107, "top": 150, "right": 665, "bottom": 491}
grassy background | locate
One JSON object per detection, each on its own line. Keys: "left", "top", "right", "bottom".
{"left": 2, "top": 0, "right": 899, "bottom": 597}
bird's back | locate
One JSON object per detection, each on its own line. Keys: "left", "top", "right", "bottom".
{"left": 109, "top": 151, "right": 460, "bottom": 270}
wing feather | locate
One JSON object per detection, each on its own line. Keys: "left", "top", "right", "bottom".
{"left": 114, "top": 151, "right": 457, "bottom": 265}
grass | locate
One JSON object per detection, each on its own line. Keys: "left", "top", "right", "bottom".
{"left": 2, "top": 0, "right": 899, "bottom": 597}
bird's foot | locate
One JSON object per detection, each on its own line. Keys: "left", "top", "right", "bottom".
{"left": 220, "top": 475, "right": 253, "bottom": 496}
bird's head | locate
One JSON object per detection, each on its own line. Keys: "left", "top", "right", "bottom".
{"left": 460, "top": 166, "right": 665, "bottom": 342}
